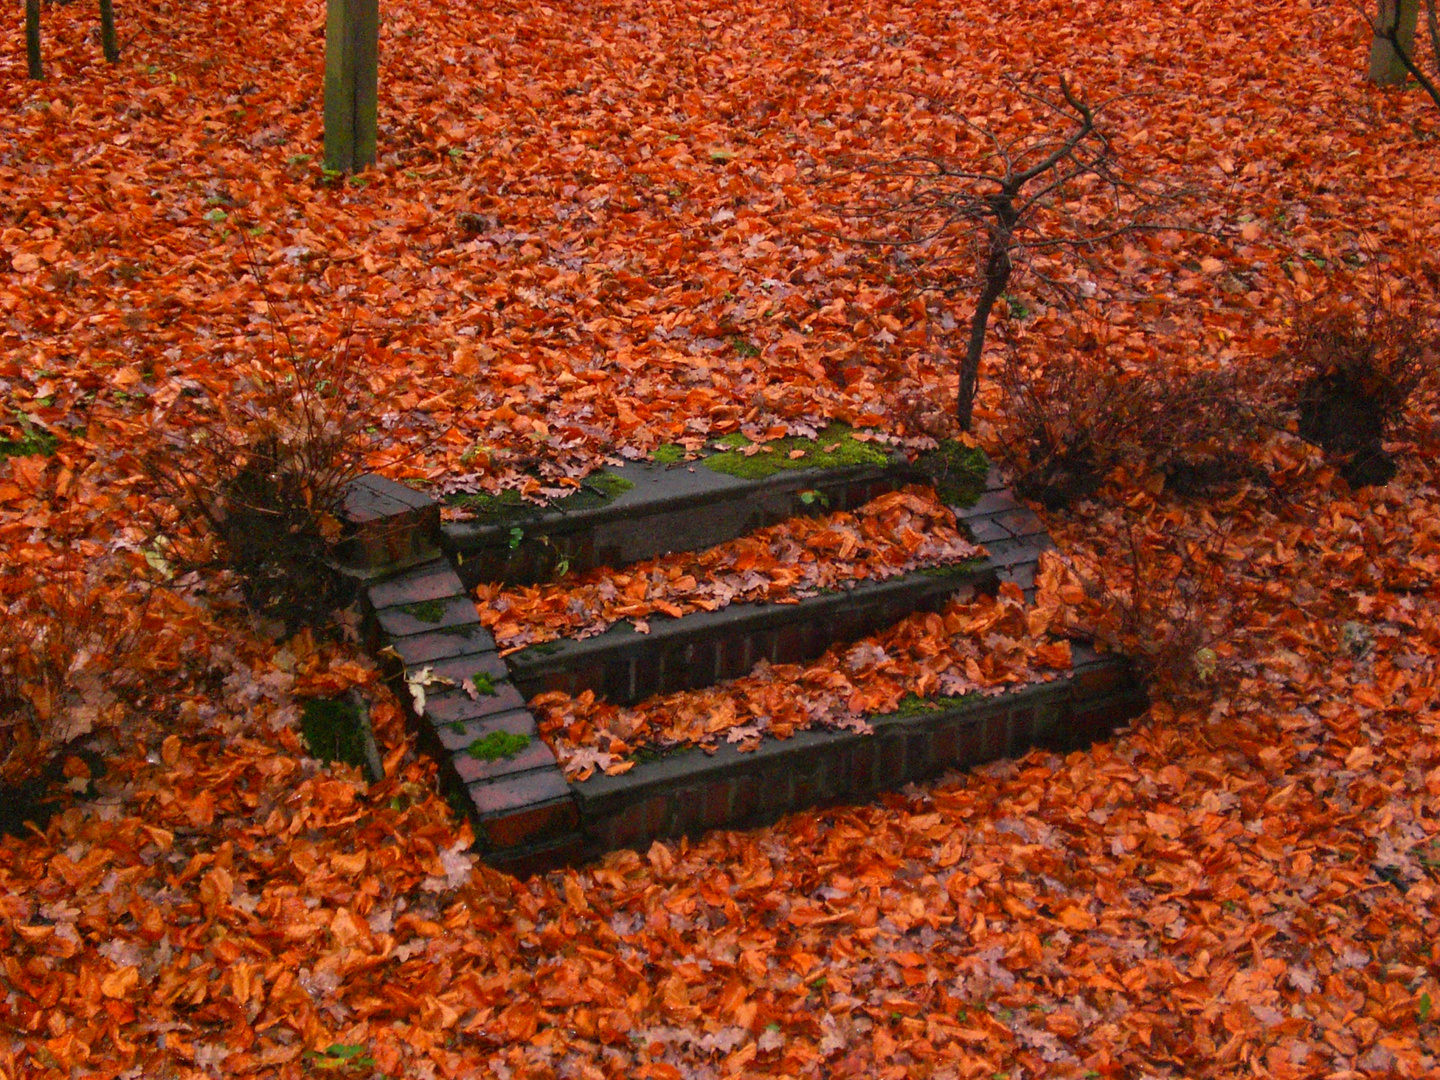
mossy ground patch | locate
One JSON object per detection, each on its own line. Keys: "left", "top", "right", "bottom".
{"left": 0, "top": 429, "right": 57, "bottom": 459}
{"left": 300, "top": 697, "right": 369, "bottom": 770}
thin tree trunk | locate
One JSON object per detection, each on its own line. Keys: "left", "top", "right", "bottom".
{"left": 99, "top": 0, "right": 119, "bottom": 63}
{"left": 1427, "top": 0, "right": 1440, "bottom": 66}
{"left": 1371, "top": 0, "right": 1420, "bottom": 85}
{"left": 1372, "top": 0, "right": 1440, "bottom": 107}
{"left": 957, "top": 201, "right": 1017, "bottom": 432}
{"left": 26, "top": 0, "right": 43, "bottom": 80}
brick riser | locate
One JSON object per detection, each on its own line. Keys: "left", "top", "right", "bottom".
{"left": 502, "top": 466, "right": 1054, "bottom": 707}
{"left": 570, "top": 648, "right": 1145, "bottom": 861}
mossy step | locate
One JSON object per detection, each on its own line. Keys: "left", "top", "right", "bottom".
{"left": 506, "top": 560, "right": 996, "bottom": 706}
{"left": 445, "top": 434, "right": 989, "bottom": 589}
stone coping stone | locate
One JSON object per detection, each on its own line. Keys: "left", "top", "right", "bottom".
{"left": 443, "top": 454, "right": 919, "bottom": 588}
{"left": 336, "top": 474, "right": 442, "bottom": 575}
{"left": 505, "top": 562, "right": 998, "bottom": 706}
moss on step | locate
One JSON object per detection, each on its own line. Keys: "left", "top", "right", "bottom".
{"left": 627, "top": 742, "right": 685, "bottom": 766}
{"left": 448, "top": 486, "right": 528, "bottom": 521}
{"left": 652, "top": 443, "right": 686, "bottom": 465}
{"left": 448, "top": 472, "right": 634, "bottom": 523}
{"left": 704, "top": 424, "right": 889, "bottom": 480}
{"left": 874, "top": 691, "right": 976, "bottom": 720}
{"left": 402, "top": 599, "right": 448, "bottom": 623}
{"left": 914, "top": 440, "right": 989, "bottom": 508}
{"left": 467, "top": 730, "right": 531, "bottom": 761}
{"left": 918, "top": 558, "right": 989, "bottom": 579}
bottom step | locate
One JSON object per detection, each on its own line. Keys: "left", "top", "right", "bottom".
{"left": 486, "top": 646, "right": 1145, "bottom": 872}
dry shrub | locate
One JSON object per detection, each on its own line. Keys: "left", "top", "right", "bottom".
{"left": 0, "top": 572, "right": 139, "bottom": 789}
{"left": 994, "top": 331, "right": 1264, "bottom": 509}
{"left": 148, "top": 328, "right": 370, "bottom": 632}
{"left": 1283, "top": 302, "right": 1436, "bottom": 487}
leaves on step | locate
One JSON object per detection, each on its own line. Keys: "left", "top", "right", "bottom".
{"left": 533, "top": 580, "right": 1077, "bottom": 779}
{"left": 478, "top": 486, "right": 983, "bottom": 651}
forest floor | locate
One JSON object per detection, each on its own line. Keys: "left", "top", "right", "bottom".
{"left": 1, "top": 0, "right": 1439, "bottom": 1076}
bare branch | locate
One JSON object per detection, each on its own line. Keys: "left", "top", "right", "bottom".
{"left": 815, "top": 74, "right": 1179, "bottom": 431}
{"left": 1009, "top": 76, "right": 1095, "bottom": 187}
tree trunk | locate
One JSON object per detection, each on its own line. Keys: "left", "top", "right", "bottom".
{"left": 957, "top": 200, "right": 1017, "bottom": 432}
{"left": 99, "top": 0, "right": 119, "bottom": 63}
{"left": 1427, "top": 0, "right": 1440, "bottom": 67}
{"left": 324, "top": 0, "right": 379, "bottom": 173}
{"left": 26, "top": 0, "right": 43, "bottom": 80}
{"left": 1371, "top": 0, "right": 1421, "bottom": 86}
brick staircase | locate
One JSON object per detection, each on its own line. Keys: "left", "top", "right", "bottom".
{"left": 339, "top": 450, "right": 1146, "bottom": 875}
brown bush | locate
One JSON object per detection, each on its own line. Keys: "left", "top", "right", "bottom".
{"left": 1283, "top": 303, "right": 1436, "bottom": 487}
{"left": 0, "top": 572, "right": 137, "bottom": 790}
{"left": 994, "top": 330, "right": 1265, "bottom": 509}
{"left": 1044, "top": 515, "right": 1237, "bottom": 697}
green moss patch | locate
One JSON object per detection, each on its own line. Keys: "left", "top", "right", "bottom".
{"left": 628, "top": 742, "right": 684, "bottom": 766}
{"left": 300, "top": 697, "right": 369, "bottom": 770}
{"left": 448, "top": 486, "right": 528, "bottom": 521}
{"left": 579, "top": 472, "right": 634, "bottom": 503}
{"left": 448, "top": 472, "right": 634, "bottom": 523}
{"left": 704, "top": 424, "right": 889, "bottom": 480}
{"left": 403, "top": 599, "right": 448, "bottom": 623}
{"left": 919, "top": 558, "right": 989, "bottom": 579}
{"left": 467, "top": 730, "right": 531, "bottom": 761}
{"left": 652, "top": 443, "right": 686, "bottom": 465}
{"left": 471, "top": 672, "right": 497, "bottom": 695}
{"left": 874, "top": 692, "right": 975, "bottom": 720}
{"left": 0, "top": 429, "right": 57, "bottom": 459}
{"left": 914, "top": 441, "right": 989, "bottom": 508}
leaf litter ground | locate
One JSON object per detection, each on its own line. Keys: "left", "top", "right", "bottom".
{"left": 1, "top": 0, "right": 1439, "bottom": 1076}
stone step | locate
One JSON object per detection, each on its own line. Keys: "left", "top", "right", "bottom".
{"left": 505, "top": 562, "right": 997, "bottom": 706}
{"left": 572, "top": 645, "right": 1145, "bottom": 859}
{"left": 443, "top": 453, "right": 916, "bottom": 589}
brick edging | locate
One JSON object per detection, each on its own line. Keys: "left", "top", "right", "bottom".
{"left": 360, "top": 557, "right": 581, "bottom": 857}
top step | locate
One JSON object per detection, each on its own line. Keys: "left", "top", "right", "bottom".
{"left": 442, "top": 430, "right": 990, "bottom": 589}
